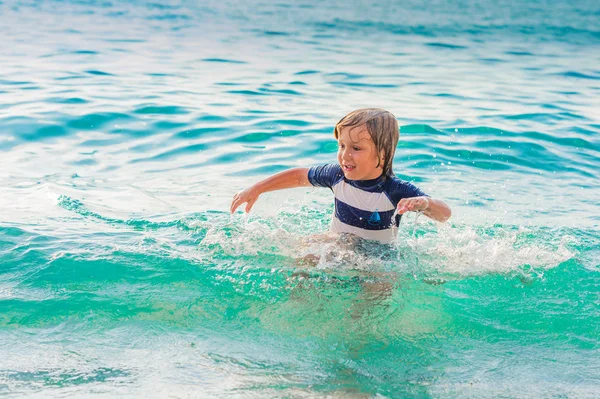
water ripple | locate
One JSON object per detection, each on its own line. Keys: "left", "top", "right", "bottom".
{"left": 134, "top": 105, "right": 189, "bottom": 115}
{"left": 558, "top": 71, "right": 600, "bottom": 80}
{"left": 201, "top": 58, "right": 247, "bottom": 64}
{"left": 67, "top": 113, "right": 133, "bottom": 130}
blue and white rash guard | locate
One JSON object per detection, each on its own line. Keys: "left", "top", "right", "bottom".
{"left": 308, "top": 164, "right": 427, "bottom": 243}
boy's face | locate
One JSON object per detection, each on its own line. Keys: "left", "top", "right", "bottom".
{"left": 337, "top": 124, "right": 383, "bottom": 181}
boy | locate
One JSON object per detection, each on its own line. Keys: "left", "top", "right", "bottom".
{"left": 230, "top": 108, "right": 451, "bottom": 244}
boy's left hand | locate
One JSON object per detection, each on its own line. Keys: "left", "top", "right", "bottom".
{"left": 396, "top": 196, "right": 430, "bottom": 215}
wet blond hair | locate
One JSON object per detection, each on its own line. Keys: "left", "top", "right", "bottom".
{"left": 334, "top": 108, "right": 399, "bottom": 177}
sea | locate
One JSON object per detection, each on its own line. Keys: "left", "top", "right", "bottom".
{"left": 1, "top": 0, "right": 599, "bottom": 397}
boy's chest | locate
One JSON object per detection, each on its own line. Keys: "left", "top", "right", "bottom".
{"left": 332, "top": 182, "right": 395, "bottom": 212}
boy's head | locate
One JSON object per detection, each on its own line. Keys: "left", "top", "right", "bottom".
{"left": 334, "top": 108, "right": 399, "bottom": 179}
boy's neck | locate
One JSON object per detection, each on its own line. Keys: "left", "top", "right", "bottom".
{"left": 346, "top": 172, "right": 386, "bottom": 185}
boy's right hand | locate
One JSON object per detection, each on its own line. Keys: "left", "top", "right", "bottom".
{"left": 230, "top": 187, "right": 259, "bottom": 213}
{"left": 229, "top": 168, "right": 310, "bottom": 214}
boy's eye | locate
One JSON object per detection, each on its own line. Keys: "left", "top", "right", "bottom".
{"left": 353, "top": 146, "right": 360, "bottom": 151}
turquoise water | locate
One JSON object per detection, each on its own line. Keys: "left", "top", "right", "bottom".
{"left": 1, "top": 0, "right": 600, "bottom": 397}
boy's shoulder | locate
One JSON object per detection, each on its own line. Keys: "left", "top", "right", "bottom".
{"left": 383, "top": 175, "right": 427, "bottom": 203}
{"left": 384, "top": 174, "right": 412, "bottom": 187}
{"left": 308, "top": 163, "right": 343, "bottom": 188}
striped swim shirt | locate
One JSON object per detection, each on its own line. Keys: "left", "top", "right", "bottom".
{"left": 308, "top": 164, "right": 427, "bottom": 243}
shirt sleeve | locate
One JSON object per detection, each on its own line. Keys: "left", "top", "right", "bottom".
{"left": 387, "top": 177, "right": 428, "bottom": 205}
{"left": 307, "top": 164, "right": 343, "bottom": 189}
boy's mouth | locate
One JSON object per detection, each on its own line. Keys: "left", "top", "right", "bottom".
{"left": 342, "top": 164, "right": 356, "bottom": 172}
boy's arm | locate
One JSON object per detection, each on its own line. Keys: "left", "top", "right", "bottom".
{"left": 230, "top": 167, "right": 311, "bottom": 213}
{"left": 397, "top": 196, "right": 452, "bottom": 222}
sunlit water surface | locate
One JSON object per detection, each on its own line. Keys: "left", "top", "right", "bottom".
{"left": 1, "top": 0, "right": 599, "bottom": 397}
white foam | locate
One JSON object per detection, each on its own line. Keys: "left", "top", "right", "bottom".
{"left": 202, "top": 210, "right": 575, "bottom": 278}
{"left": 398, "top": 222, "right": 574, "bottom": 276}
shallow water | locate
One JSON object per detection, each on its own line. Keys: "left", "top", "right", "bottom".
{"left": 1, "top": 0, "right": 600, "bottom": 397}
